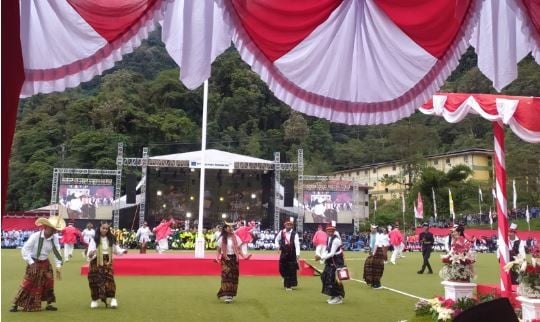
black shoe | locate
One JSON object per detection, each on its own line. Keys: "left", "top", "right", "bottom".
{"left": 417, "top": 270, "right": 423, "bottom": 274}
{"left": 9, "top": 306, "right": 18, "bottom": 312}
{"left": 45, "top": 305, "right": 58, "bottom": 311}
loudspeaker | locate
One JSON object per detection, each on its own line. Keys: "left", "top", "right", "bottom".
{"left": 453, "top": 298, "right": 518, "bottom": 322}
{"left": 284, "top": 179, "right": 294, "bottom": 207}
{"left": 126, "top": 174, "right": 137, "bottom": 204}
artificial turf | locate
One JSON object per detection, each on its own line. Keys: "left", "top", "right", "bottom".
{"left": 1, "top": 249, "right": 500, "bottom": 322}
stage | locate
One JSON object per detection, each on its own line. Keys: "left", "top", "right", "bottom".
{"left": 80, "top": 253, "right": 316, "bottom": 276}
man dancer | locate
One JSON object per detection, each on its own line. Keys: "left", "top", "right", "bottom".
{"left": 61, "top": 222, "right": 81, "bottom": 262}
{"left": 11, "top": 216, "right": 65, "bottom": 312}
{"left": 135, "top": 221, "right": 153, "bottom": 254}
{"left": 312, "top": 225, "right": 328, "bottom": 264}
{"left": 274, "top": 218, "right": 300, "bottom": 291}
{"left": 499, "top": 223, "right": 526, "bottom": 284}
{"left": 389, "top": 224, "right": 404, "bottom": 265}
{"left": 153, "top": 216, "right": 175, "bottom": 254}
{"left": 417, "top": 223, "right": 434, "bottom": 274}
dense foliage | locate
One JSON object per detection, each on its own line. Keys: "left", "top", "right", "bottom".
{"left": 8, "top": 31, "right": 540, "bottom": 221}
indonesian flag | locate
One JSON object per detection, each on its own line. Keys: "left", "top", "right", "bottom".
{"left": 415, "top": 192, "right": 423, "bottom": 219}
{"left": 449, "top": 189, "right": 456, "bottom": 221}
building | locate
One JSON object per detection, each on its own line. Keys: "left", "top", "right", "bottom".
{"left": 331, "top": 148, "right": 493, "bottom": 201}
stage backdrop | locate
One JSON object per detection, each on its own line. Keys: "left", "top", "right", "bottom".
{"left": 303, "top": 180, "right": 360, "bottom": 224}
{"left": 58, "top": 184, "right": 114, "bottom": 220}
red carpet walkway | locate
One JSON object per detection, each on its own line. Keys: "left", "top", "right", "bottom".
{"left": 80, "top": 253, "right": 315, "bottom": 276}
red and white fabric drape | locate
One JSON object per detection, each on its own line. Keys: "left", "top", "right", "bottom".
{"left": 420, "top": 93, "right": 540, "bottom": 144}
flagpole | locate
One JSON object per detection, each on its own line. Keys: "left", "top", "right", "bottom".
{"left": 194, "top": 80, "right": 209, "bottom": 258}
{"left": 478, "top": 187, "right": 482, "bottom": 215}
{"left": 401, "top": 192, "right": 406, "bottom": 231}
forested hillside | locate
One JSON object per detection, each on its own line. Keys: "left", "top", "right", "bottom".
{"left": 7, "top": 30, "right": 540, "bottom": 214}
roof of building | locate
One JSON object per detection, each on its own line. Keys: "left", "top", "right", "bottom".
{"left": 332, "top": 148, "right": 494, "bottom": 174}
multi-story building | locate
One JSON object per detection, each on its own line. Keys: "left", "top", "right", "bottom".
{"left": 331, "top": 148, "right": 493, "bottom": 201}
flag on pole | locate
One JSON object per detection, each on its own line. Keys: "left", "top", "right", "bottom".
{"left": 492, "top": 188, "right": 497, "bottom": 200}
{"left": 526, "top": 205, "right": 530, "bottom": 223}
{"left": 449, "top": 189, "right": 455, "bottom": 221}
{"left": 479, "top": 187, "right": 483, "bottom": 202}
{"left": 489, "top": 207, "right": 493, "bottom": 226}
{"left": 401, "top": 192, "right": 405, "bottom": 214}
{"left": 512, "top": 179, "right": 517, "bottom": 210}
{"left": 432, "top": 187, "right": 437, "bottom": 219}
{"left": 415, "top": 192, "right": 423, "bottom": 219}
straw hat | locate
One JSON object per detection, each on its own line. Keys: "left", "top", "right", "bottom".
{"left": 35, "top": 215, "right": 66, "bottom": 230}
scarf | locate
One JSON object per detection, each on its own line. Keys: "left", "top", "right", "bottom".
{"left": 96, "top": 239, "right": 113, "bottom": 266}
{"left": 36, "top": 236, "right": 63, "bottom": 263}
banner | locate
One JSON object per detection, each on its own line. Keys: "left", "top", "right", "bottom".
{"left": 449, "top": 189, "right": 456, "bottom": 222}
{"left": 415, "top": 192, "right": 423, "bottom": 219}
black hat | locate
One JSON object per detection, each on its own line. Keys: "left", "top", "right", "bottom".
{"left": 422, "top": 222, "right": 429, "bottom": 227}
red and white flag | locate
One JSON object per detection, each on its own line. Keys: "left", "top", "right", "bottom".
{"left": 415, "top": 192, "right": 423, "bottom": 219}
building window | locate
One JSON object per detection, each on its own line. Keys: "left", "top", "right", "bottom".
{"left": 464, "top": 156, "right": 468, "bottom": 162}
{"left": 372, "top": 168, "right": 376, "bottom": 173}
{"left": 385, "top": 188, "right": 389, "bottom": 193}
{"left": 392, "top": 165, "right": 396, "bottom": 171}
{"left": 446, "top": 158, "right": 451, "bottom": 164}
{"left": 364, "top": 170, "right": 368, "bottom": 175}
{"left": 365, "top": 201, "right": 369, "bottom": 206}
{"left": 433, "top": 159, "right": 438, "bottom": 165}
{"left": 356, "top": 171, "right": 360, "bottom": 175}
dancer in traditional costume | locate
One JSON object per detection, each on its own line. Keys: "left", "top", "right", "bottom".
{"left": 61, "top": 221, "right": 81, "bottom": 261}
{"left": 312, "top": 225, "right": 328, "bottom": 264}
{"left": 153, "top": 216, "right": 175, "bottom": 254}
{"left": 274, "top": 218, "right": 300, "bottom": 290}
{"left": 10, "top": 215, "right": 65, "bottom": 312}
{"left": 135, "top": 221, "right": 152, "bottom": 254}
{"left": 86, "top": 222, "right": 127, "bottom": 308}
{"left": 315, "top": 223, "right": 345, "bottom": 304}
{"left": 216, "top": 222, "right": 250, "bottom": 303}
{"left": 235, "top": 221, "right": 255, "bottom": 258}
{"left": 363, "top": 224, "right": 386, "bottom": 289}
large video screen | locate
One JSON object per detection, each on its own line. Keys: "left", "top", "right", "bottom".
{"left": 303, "top": 181, "right": 356, "bottom": 224}
{"left": 58, "top": 184, "right": 114, "bottom": 220}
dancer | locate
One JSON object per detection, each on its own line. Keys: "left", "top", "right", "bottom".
{"left": 389, "top": 224, "right": 404, "bottom": 265}
{"left": 86, "top": 222, "right": 127, "bottom": 308}
{"left": 363, "top": 225, "right": 387, "bottom": 289}
{"left": 135, "top": 221, "right": 152, "bottom": 254}
{"left": 274, "top": 218, "right": 300, "bottom": 290}
{"left": 312, "top": 225, "right": 328, "bottom": 264}
{"left": 10, "top": 215, "right": 65, "bottom": 312}
{"left": 216, "top": 222, "right": 249, "bottom": 303}
{"left": 81, "top": 222, "right": 96, "bottom": 258}
{"left": 153, "top": 216, "right": 175, "bottom": 254}
{"left": 315, "top": 223, "right": 345, "bottom": 304}
{"left": 235, "top": 221, "right": 255, "bottom": 258}
{"left": 61, "top": 222, "right": 81, "bottom": 262}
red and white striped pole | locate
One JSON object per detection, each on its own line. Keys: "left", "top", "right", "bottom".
{"left": 493, "top": 121, "right": 512, "bottom": 297}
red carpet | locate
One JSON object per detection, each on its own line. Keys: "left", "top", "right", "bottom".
{"left": 80, "top": 253, "right": 315, "bottom": 276}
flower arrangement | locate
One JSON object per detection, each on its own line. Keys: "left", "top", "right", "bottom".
{"left": 504, "top": 244, "right": 540, "bottom": 298}
{"left": 415, "top": 295, "right": 496, "bottom": 321}
{"left": 439, "top": 236, "right": 476, "bottom": 282}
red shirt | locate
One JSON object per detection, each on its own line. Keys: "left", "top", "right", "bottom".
{"left": 61, "top": 225, "right": 81, "bottom": 244}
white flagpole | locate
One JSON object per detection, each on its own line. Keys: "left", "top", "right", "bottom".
{"left": 512, "top": 179, "right": 517, "bottom": 211}
{"left": 489, "top": 207, "right": 493, "bottom": 230}
{"left": 195, "top": 80, "right": 209, "bottom": 258}
{"left": 432, "top": 187, "right": 437, "bottom": 221}
{"left": 401, "top": 192, "right": 406, "bottom": 230}
{"left": 478, "top": 187, "right": 482, "bottom": 215}
{"left": 526, "top": 205, "right": 531, "bottom": 231}
{"left": 413, "top": 201, "right": 417, "bottom": 228}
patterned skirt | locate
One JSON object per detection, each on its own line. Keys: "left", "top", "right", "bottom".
{"left": 321, "top": 254, "right": 345, "bottom": 298}
{"left": 13, "top": 260, "right": 56, "bottom": 311}
{"left": 363, "top": 247, "right": 385, "bottom": 285}
{"left": 88, "top": 255, "right": 116, "bottom": 302}
{"left": 217, "top": 255, "right": 239, "bottom": 298}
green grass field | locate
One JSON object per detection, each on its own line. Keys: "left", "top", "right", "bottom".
{"left": 1, "top": 249, "right": 501, "bottom": 322}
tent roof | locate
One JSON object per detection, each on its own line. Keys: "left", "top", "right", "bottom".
{"left": 150, "top": 149, "right": 273, "bottom": 169}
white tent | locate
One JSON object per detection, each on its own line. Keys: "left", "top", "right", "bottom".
{"left": 150, "top": 149, "right": 273, "bottom": 169}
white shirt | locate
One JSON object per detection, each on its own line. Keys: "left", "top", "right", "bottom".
{"left": 373, "top": 233, "right": 390, "bottom": 255}
{"left": 86, "top": 237, "right": 125, "bottom": 260}
{"left": 21, "top": 231, "right": 62, "bottom": 268}
{"left": 136, "top": 226, "right": 152, "bottom": 243}
{"left": 81, "top": 228, "right": 95, "bottom": 244}
{"left": 322, "top": 232, "right": 343, "bottom": 260}
{"left": 216, "top": 235, "right": 242, "bottom": 255}
{"left": 274, "top": 229, "right": 300, "bottom": 257}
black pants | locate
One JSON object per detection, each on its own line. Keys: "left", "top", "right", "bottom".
{"left": 419, "top": 248, "right": 433, "bottom": 273}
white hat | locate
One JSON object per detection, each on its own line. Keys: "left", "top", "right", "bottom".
{"left": 370, "top": 224, "right": 378, "bottom": 229}
{"left": 35, "top": 215, "right": 66, "bottom": 230}
{"left": 510, "top": 223, "right": 518, "bottom": 231}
